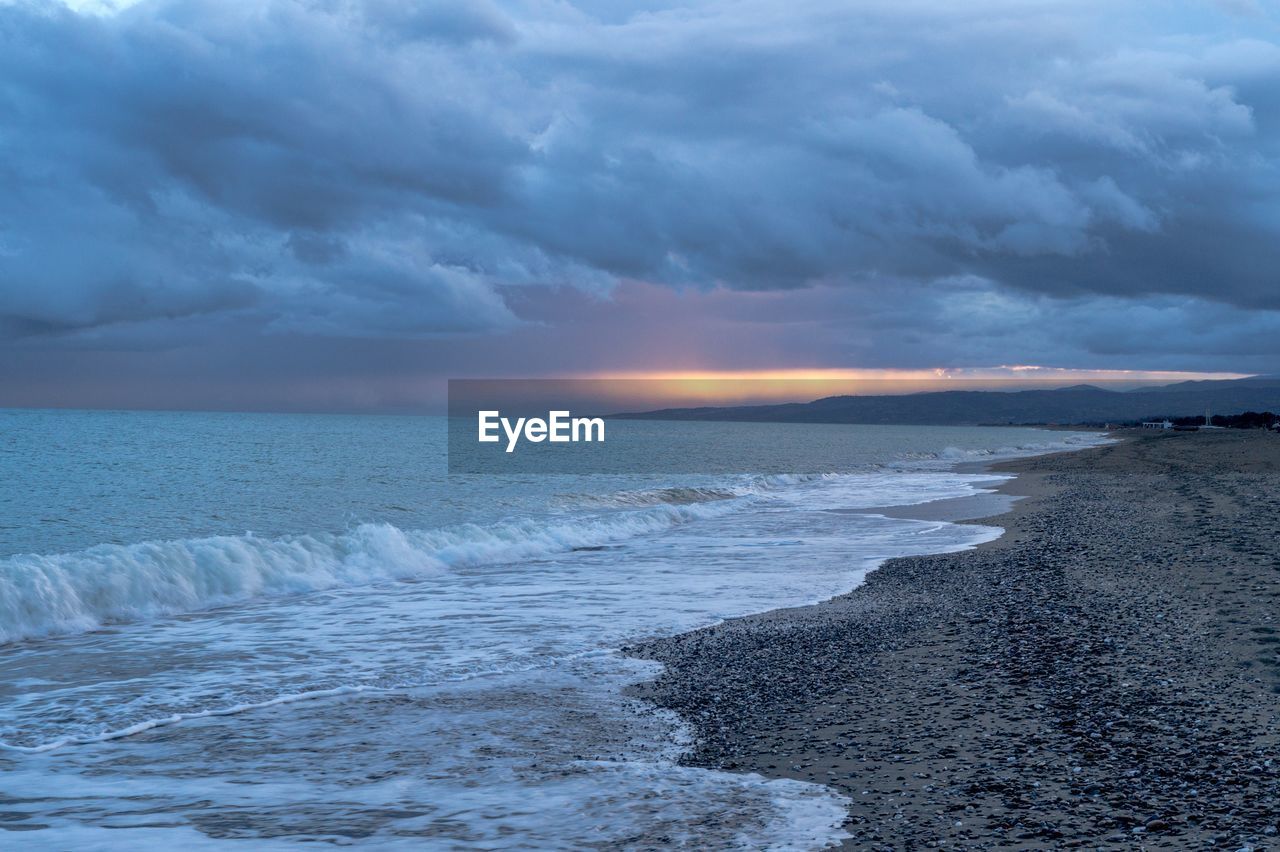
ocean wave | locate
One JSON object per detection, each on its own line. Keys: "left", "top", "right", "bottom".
{"left": 0, "top": 501, "right": 738, "bottom": 646}
{"left": 898, "top": 432, "right": 1114, "bottom": 462}
{"left": 564, "top": 473, "right": 833, "bottom": 509}
{"left": 568, "top": 486, "right": 743, "bottom": 508}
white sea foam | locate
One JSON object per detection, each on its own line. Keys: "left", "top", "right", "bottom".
{"left": 0, "top": 467, "right": 1016, "bottom": 647}
{"left": 0, "top": 475, "right": 995, "bottom": 754}
{"left": 0, "top": 683, "right": 384, "bottom": 754}
{"left": 562, "top": 472, "right": 833, "bottom": 509}
{"left": 0, "top": 499, "right": 740, "bottom": 645}
{"left": 5, "top": 657, "right": 855, "bottom": 849}
{"left": 898, "top": 431, "right": 1115, "bottom": 464}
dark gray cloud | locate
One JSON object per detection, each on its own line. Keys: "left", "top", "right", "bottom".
{"left": 0, "top": 0, "right": 1278, "bottom": 404}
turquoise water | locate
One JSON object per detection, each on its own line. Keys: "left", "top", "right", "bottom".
{"left": 0, "top": 410, "right": 1106, "bottom": 848}
{"left": 3, "top": 409, "right": 1091, "bottom": 555}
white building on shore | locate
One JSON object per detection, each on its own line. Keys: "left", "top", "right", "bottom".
{"left": 1142, "top": 419, "right": 1173, "bottom": 430}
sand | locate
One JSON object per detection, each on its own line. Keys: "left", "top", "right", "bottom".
{"left": 627, "top": 429, "right": 1280, "bottom": 849}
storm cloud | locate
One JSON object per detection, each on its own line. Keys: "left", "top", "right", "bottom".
{"left": 1, "top": 0, "right": 1278, "bottom": 404}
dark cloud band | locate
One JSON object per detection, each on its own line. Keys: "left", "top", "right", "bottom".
{"left": 0, "top": 0, "right": 1277, "bottom": 393}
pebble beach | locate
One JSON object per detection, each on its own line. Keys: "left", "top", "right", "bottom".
{"left": 630, "top": 429, "right": 1280, "bottom": 849}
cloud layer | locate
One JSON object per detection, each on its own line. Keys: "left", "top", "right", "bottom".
{"left": 1, "top": 0, "right": 1279, "bottom": 403}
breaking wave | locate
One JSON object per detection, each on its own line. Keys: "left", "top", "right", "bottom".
{"left": 569, "top": 486, "right": 742, "bottom": 508}
{"left": 897, "top": 432, "right": 1114, "bottom": 463}
{"left": 563, "top": 473, "right": 832, "bottom": 509}
{"left": 0, "top": 499, "right": 740, "bottom": 646}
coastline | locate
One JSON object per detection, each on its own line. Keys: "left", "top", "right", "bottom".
{"left": 627, "top": 430, "right": 1280, "bottom": 848}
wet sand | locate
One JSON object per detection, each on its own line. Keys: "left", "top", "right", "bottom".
{"left": 628, "top": 430, "right": 1280, "bottom": 849}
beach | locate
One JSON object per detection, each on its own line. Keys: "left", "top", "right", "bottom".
{"left": 630, "top": 429, "right": 1280, "bottom": 848}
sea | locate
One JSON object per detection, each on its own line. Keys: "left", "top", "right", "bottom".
{"left": 0, "top": 410, "right": 1108, "bottom": 849}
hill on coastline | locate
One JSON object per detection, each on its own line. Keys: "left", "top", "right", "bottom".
{"left": 614, "top": 376, "right": 1280, "bottom": 426}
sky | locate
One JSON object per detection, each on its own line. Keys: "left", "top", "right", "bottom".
{"left": 1, "top": 0, "right": 1278, "bottom": 411}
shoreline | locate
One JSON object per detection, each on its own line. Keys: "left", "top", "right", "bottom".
{"left": 861, "top": 450, "right": 1070, "bottom": 530}
{"left": 627, "top": 430, "right": 1280, "bottom": 848}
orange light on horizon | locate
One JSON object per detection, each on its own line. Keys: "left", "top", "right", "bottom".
{"left": 538, "top": 366, "right": 1254, "bottom": 409}
{"left": 572, "top": 366, "right": 1252, "bottom": 382}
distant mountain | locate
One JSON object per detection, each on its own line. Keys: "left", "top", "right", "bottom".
{"left": 615, "top": 376, "right": 1280, "bottom": 426}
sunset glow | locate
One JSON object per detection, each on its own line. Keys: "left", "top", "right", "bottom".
{"left": 555, "top": 367, "right": 1255, "bottom": 408}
